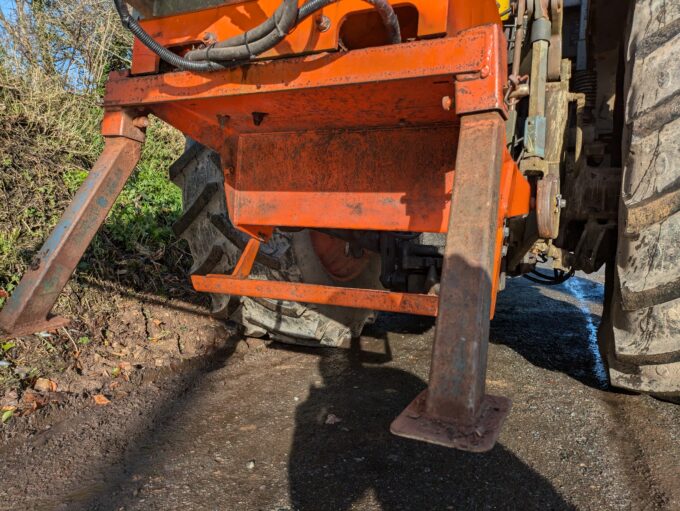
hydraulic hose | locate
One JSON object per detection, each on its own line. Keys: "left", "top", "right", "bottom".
{"left": 114, "top": 0, "right": 401, "bottom": 72}
{"left": 358, "top": 0, "right": 402, "bottom": 45}
{"left": 113, "top": 0, "right": 231, "bottom": 71}
{"left": 185, "top": 0, "right": 299, "bottom": 63}
{"left": 213, "top": 0, "right": 297, "bottom": 48}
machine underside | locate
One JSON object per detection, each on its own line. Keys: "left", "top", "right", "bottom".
{"left": 6, "top": 0, "right": 670, "bottom": 449}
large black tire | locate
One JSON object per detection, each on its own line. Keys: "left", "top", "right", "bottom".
{"left": 600, "top": 0, "right": 680, "bottom": 397}
{"left": 169, "top": 142, "right": 382, "bottom": 347}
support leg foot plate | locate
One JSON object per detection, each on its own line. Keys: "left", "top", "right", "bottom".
{"left": 390, "top": 390, "right": 511, "bottom": 452}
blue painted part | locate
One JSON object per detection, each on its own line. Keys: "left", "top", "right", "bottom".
{"left": 524, "top": 115, "right": 547, "bottom": 158}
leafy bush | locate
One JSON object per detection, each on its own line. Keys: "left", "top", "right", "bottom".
{"left": 0, "top": 0, "right": 187, "bottom": 305}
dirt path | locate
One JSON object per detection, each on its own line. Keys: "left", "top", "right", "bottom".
{"left": 0, "top": 274, "right": 678, "bottom": 511}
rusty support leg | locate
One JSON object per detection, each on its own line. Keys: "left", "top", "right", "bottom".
{"left": 391, "top": 112, "right": 511, "bottom": 452}
{"left": 0, "top": 135, "right": 143, "bottom": 337}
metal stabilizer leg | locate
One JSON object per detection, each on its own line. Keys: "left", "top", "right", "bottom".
{"left": 0, "top": 111, "right": 145, "bottom": 338}
{"left": 391, "top": 112, "right": 512, "bottom": 452}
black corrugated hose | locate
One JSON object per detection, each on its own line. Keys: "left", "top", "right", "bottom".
{"left": 113, "top": 0, "right": 401, "bottom": 73}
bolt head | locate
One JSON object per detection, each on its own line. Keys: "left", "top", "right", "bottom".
{"left": 201, "top": 32, "right": 217, "bottom": 45}
{"left": 316, "top": 15, "right": 331, "bottom": 32}
{"left": 442, "top": 96, "right": 453, "bottom": 111}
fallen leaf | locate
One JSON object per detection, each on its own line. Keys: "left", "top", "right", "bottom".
{"left": 152, "top": 319, "right": 163, "bottom": 327}
{"left": 0, "top": 290, "right": 8, "bottom": 299}
{"left": 93, "top": 394, "right": 111, "bottom": 406}
{"left": 21, "top": 390, "right": 48, "bottom": 412}
{"left": 34, "top": 377, "right": 57, "bottom": 393}
{"left": 1, "top": 408, "right": 14, "bottom": 423}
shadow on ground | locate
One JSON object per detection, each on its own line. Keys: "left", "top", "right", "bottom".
{"left": 364, "top": 274, "right": 607, "bottom": 391}
{"left": 63, "top": 275, "right": 601, "bottom": 510}
{"left": 491, "top": 276, "right": 608, "bottom": 391}
{"left": 287, "top": 338, "right": 573, "bottom": 511}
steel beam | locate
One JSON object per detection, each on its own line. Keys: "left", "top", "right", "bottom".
{"left": 391, "top": 112, "right": 511, "bottom": 452}
{"left": 193, "top": 276, "right": 439, "bottom": 317}
{"left": 0, "top": 121, "right": 144, "bottom": 338}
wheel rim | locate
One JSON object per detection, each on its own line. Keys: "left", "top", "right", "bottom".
{"left": 309, "top": 231, "right": 371, "bottom": 282}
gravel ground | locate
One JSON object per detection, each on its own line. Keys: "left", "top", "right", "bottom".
{"left": 0, "top": 273, "right": 678, "bottom": 511}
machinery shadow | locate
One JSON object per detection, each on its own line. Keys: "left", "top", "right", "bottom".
{"left": 57, "top": 340, "right": 240, "bottom": 511}
{"left": 363, "top": 272, "right": 608, "bottom": 392}
{"left": 491, "top": 275, "right": 609, "bottom": 391}
{"left": 287, "top": 338, "right": 574, "bottom": 511}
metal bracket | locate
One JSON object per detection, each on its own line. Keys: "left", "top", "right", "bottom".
{"left": 191, "top": 239, "right": 440, "bottom": 317}
{"left": 0, "top": 110, "right": 145, "bottom": 338}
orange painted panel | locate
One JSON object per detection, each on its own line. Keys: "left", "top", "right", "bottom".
{"left": 132, "top": 0, "right": 450, "bottom": 74}
{"left": 231, "top": 125, "right": 458, "bottom": 232}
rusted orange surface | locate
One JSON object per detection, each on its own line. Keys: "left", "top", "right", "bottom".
{"left": 102, "top": 3, "right": 527, "bottom": 317}
{"left": 108, "top": 26, "right": 505, "bottom": 125}
{"left": 229, "top": 125, "right": 458, "bottom": 233}
{"left": 131, "top": 0, "right": 452, "bottom": 75}
{"left": 490, "top": 149, "right": 531, "bottom": 314}
{"left": 192, "top": 275, "right": 440, "bottom": 316}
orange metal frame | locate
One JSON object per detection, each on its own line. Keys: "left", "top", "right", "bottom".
{"left": 129, "top": 0, "right": 500, "bottom": 75}
{"left": 102, "top": 0, "right": 531, "bottom": 318}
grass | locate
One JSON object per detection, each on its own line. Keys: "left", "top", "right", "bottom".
{"left": 0, "top": 1, "right": 192, "bottom": 394}
{"left": 62, "top": 118, "right": 184, "bottom": 256}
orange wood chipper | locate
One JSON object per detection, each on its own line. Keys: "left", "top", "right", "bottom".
{"left": 2, "top": 0, "right": 679, "bottom": 451}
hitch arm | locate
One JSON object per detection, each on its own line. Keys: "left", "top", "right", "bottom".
{"left": 0, "top": 111, "right": 145, "bottom": 337}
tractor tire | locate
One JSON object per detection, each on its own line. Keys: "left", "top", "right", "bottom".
{"left": 169, "top": 142, "right": 381, "bottom": 347}
{"left": 599, "top": 0, "right": 680, "bottom": 398}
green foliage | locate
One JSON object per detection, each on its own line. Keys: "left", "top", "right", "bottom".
{"left": 62, "top": 118, "right": 184, "bottom": 253}
{"left": 0, "top": 0, "right": 187, "bottom": 297}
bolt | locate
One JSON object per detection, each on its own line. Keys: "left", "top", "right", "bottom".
{"left": 557, "top": 195, "right": 567, "bottom": 209}
{"left": 503, "top": 227, "right": 510, "bottom": 238}
{"left": 501, "top": 245, "right": 508, "bottom": 256}
{"left": 442, "top": 96, "right": 453, "bottom": 111}
{"left": 202, "top": 32, "right": 217, "bottom": 45}
{"left": 315, "top": 15, "right": 331, "bottom": 32}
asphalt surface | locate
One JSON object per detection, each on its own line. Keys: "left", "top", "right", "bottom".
{"left": 1, "top": 273, "right": 679, "bottom": 510}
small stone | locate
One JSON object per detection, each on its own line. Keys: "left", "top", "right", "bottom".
{"left": 325, "top": 414, "right": 342, "bottom": 425}
{"left": 246, "top": 460, "right": 255, "bottom": 470}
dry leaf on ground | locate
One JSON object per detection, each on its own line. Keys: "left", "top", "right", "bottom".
{"left": 34, "top": 378, "right": 58, "bottom": 393}
{"left": 93, "top": 394, "right": 111, "bottom": 406}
